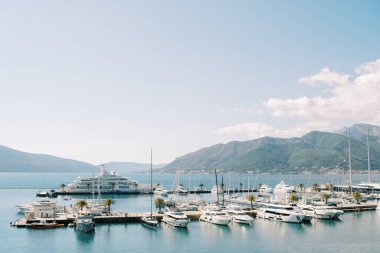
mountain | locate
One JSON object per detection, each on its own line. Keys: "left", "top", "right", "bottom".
{"left": 101, "top": 162, "right": 167, "bottom": 173}
{"left": 0, "top": 145, "right": 96, "bottom": 172}
{"left": 164, "top": 124, "right": 380, "bottom": 173}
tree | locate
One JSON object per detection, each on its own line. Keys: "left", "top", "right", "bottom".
{"left": 133, "top": 182, "right": 138, "bottom": 192}
{"left": 104, "top": 198, "right": 115, "bottom": 212}
{"left": 312, "top": 183, "right": 319, "bottom": 192}
{"left": 76, "top": 200, "right": 88, "bottom": 210}
{"left": 321, "top": 193, "right": 330, "bottom": 204}
{"left": 239, "top": 182, "right": 243, "bottom": 193}
{"left": 327, "top": 183, "right": 334, "bottom": 192}
{"left": 155, "top": 197, "right": 166, "bottom": 213}
{"left": 289, "top": 193, "right": 299, "bottom": 203}
{"left": 298, "top": 184, "right": 304, "bottom": 192}
{"left": 60, "top": 184, "right": 66, "bottom": 192}
{"left": 199, "top": 183, "right": 204, "bottom": 192}
{"left": 246, "top": 194, "right": 256, "bottom": 209}
{"left": 352, "top": 192, "right": 362, "bottom": 204}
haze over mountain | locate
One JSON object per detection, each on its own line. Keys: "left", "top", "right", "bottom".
{"left": 163, "top": 123, "right": 380, "bottom": 173}
{"left": 0, "top": 145, "right": 165, "bottom": 173}
{"left": 101, "top": 162, "right": 167, "bottom": 173}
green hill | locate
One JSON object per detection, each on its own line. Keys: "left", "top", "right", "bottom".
{"left": 164, "top": 124, "right": 380, "bottom": 173}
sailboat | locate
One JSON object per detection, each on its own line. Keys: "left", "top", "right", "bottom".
{"left": 141, "top": 149, "right": 159, "bottom": 228}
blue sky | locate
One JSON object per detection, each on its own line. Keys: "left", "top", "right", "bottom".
{"left": 0, "top": 0, "right": 379, "bottom": 164}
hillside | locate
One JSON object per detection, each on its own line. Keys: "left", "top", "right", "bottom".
{"left": 0, "top": 145, "right": 96, "bottom": 172}
{"left": 164, "top": 124, "right": 380, "bottom": 173}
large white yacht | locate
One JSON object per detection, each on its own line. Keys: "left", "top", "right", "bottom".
{"left": 257, "top": 203, "right": 305, "bottom": 223}
{"left": 65, "top": 165, "right": 142, "bottom": 194}
{"left": 162, "top": 207, "right": 190, "bottom": 228}
{"left": 226, "top": 205, "right": 254, "bottom": 225}
{"left": 273, "top": 181, "right": 295, "bottom": 193}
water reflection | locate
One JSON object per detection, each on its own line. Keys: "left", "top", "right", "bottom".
{"left": 75, "top": 230, "right": 94, "bottom": 243}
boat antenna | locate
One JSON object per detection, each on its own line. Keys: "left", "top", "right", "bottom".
{"left": 215, "top": 169, "right": 219, "bottom": 205}
{"left": 150, "top": 148, "right": 153, "bottom": 219}
{"left": 366, "top": 125, "right": 371, "bottom": 182}
{"left": 348, "top": 128, "right": 352, "bottom": 193}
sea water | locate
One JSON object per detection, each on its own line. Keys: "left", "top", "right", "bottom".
{"left": 1, "top": 172, "right": 380, "bottom": 253}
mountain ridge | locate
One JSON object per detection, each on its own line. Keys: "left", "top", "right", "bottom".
{"left": 163, "top": 124, "right": 380, "bottom": 173}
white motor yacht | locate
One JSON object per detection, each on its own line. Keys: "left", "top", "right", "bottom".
{"left": 298, "top": 204, "right": 343, "bottom": 220}
{"left": 273, "top": 181, "right": 295, "bottom": 193}
{"left": 154, "top": 185, "right": 169, "bottom": 196}
{"left": 174, "top": 185, "right": 189, "bottom": 195}
{"left": 199, "top": 205, "right": 231, "bottom": 226}
{"left": 226, "top": 205, "right": 254, "bottom": 224}
{"left": 259, "top": 184, "right": 274, "bottom": 193}
{"left": 257, "top": 203, "right": 305, "bottom": 223}
{"left": 75, "top": 211, "right": 95, "bottom": 233}
{"left": 162, "top": 207, "right": 190, "bottom": 228}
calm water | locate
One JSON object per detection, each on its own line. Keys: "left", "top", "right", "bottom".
{"left": 1, "top": 172, "right": 380, "bottom": 253}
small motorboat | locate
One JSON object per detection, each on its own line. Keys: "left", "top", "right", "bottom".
{"left": 31, "top": 219, "right": 64, "bottom": 229}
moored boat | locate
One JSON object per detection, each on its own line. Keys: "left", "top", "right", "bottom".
{"left": 75, "top": 211, "right": 95, "bottom": 233}
{"left": 162, "top": 207, "right": 190, "bottom": 228}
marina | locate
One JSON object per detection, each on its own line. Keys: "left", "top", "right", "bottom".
{"left": 4, "top": 172, "right": 380, "bottom": 253}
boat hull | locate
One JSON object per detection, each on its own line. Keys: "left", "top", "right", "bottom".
{"left": 162, "top": 216, "right": 189, "bottom": 228}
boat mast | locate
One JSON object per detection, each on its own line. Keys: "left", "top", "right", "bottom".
{"left": 215, "top": 169, "right": 219, "bottom": 205}
{"left": 366, "top": 126, "right": 372, "bottom": 182}
{"left": 92, "top": 167, "right": 95, "bottom": 202}
{"left": 150, "top": 148, "right": 153, "bottom": 219}
{"left": 348, "top": 128, "right": 353, "bottom": 192}
{"left": 221, "top": 175, "right": 224, "bottom": 206}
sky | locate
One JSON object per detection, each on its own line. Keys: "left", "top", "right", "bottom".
{"left": 0, "top": 0, "right": 379, "bottom": 165}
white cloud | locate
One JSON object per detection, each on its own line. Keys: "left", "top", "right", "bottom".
{"left": 214, "top": 122, "right": 320, "bottom": 139}
{"left": 215, "top": 59, "right": 380, "bottom": 140}
{"left": 267, "top": 59, "right": 380, "bottom": 125}
{"left": 298, "top": 67, "right": 350, "bottom": 86}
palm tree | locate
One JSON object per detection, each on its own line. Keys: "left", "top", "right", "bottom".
{"left": 352, "top": 192, "right": 362, "bottom": 204}
{"left": 312, "top": 183, "right": 319, "bottom": 192}
{"left": 60, "top": 184, "right": 66, "bottom": 192}
{"left": 246, "top": 194, "right": 256, "bottom": 209}
{"left": 327, "top": 183, "right": 334, "bottom": 192}
{"left": 289, "top": 193, "right": 299, "bottom": 203}
{"left": 321, "top": 193, "right": 330, "bottom": 204}
{"left": 104, "top": 198, "right": 115, "bottom": 212}
{"left": 133, "top": 182, "right": 138, "bottom": 192}
{"left": 76, "top": 200, "right": 88, "bottom": 210}
{"left": 155, "top": 197, "right": 165, "bottom": 213}
{"left": 199, "top": 183, "right": 204, "bottom": 192}
{"left": 239, "top": 182, "right": 243, "bottom": 193}
{"left": 298, "top": 183, "right": 304, "bottom": 192}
